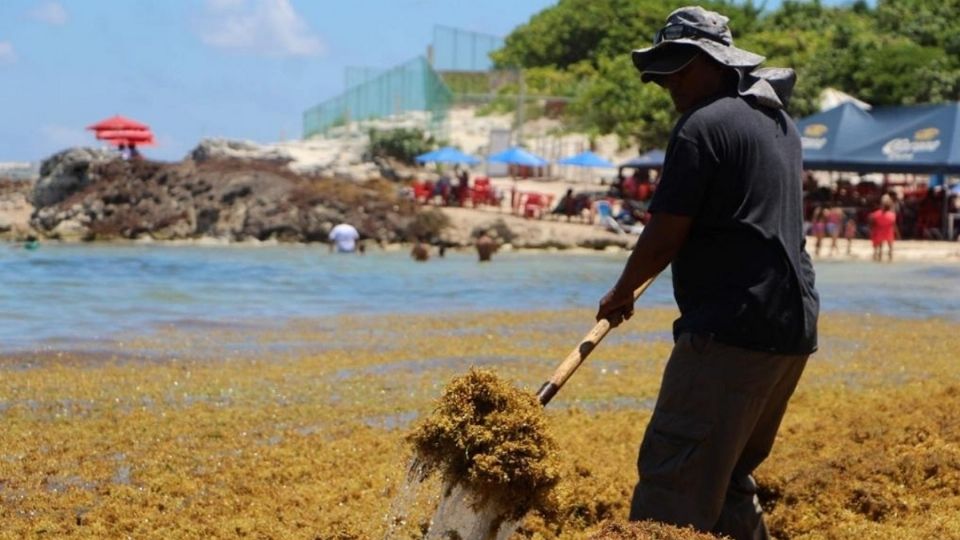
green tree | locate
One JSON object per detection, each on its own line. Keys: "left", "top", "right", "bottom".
{"left": 568, "top": 55, "right": 676, "bottom": 149}
{"left": 854, "top": 41, "right": 959, "bottom": 105}
{"left": 366, "top": 128, "right": 436, "bottom": 165}
{"left": 487, "top": 0, "right": 958, "bottom": 144}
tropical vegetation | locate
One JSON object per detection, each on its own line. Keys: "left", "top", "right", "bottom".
{"left": 487, "top": 0, "right": 960, "bottom": 149}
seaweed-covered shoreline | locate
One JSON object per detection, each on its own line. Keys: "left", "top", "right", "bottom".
{"left": 0, "top": 308, "right": 958, "bottom": 538}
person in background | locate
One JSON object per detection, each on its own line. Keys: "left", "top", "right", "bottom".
{"left": 843, "top": 212, "right": 858, "bottom": 256}
{"left": 826, "top": 204, "right": 843, "bottom": 256}
{"left": 410, "top": 240, "right": 430, "bottom": 262}
{"left": 597, "top": 7, "right": 819, "bottom": 539}
{"left": 328, "top": 222, "right": 360, "bottom": 253}
{"left": 811, "top": 205, "right": 826, "bottom": 257}
{"left": 869, "top": 194, "right": 898, "bottom": 262}
{"left": 23, "top": 234, "right": 40, "bottom": 251}
{"left": 554, "top": 188, "right": 578, "bottom": 221}
{"left": 434, "top": 173, "right": 452, "bottom": 206}
{"left": 622, "top": 173, "right": 638, "bottom": 200}
{"left": 475, "top": 232, "right": 497, "bottom": 262}
{"left": 457, "top": 169, "right": 470, "bottom": 207}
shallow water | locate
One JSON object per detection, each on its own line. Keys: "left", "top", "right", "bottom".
{"left": 2, "top": 243, "right": 957, "bottom": 352}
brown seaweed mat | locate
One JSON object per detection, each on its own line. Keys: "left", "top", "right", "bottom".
{"left": 0, "top": 309, "right": 957, "bottom": 538}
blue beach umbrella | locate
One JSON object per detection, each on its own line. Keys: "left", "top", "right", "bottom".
{"left": 487, "top": 146, "right": 548, "bottom": 167}
{"left": 415, "top": 146, "right": 480, "bottom": 165}
{"left": 556, "top": 150, "right": 615, "bottom": 168}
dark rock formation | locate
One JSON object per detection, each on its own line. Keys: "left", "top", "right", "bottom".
{"left": 28, "top": 151, "right": 438, "bottom": 244}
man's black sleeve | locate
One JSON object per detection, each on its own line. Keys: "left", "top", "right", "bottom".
{"left": 648, "top": 134, "right": 716, "bottom": 217}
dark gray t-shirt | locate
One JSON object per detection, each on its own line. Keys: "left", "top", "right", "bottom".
{"left": 648, "top": 91, "right": 819, "bottom": 354}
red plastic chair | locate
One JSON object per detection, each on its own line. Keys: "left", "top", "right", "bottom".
{"left": 523, "top": 193, "right": 548, "bottom": 219}
{"left": 412, "top": 181, "right": 432, "bottom": 204}
{"left": 472, "top": 177, "right": 495, "bottom": 207}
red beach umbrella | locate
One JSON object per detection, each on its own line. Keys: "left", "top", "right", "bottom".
{"left": 86, "top": 115, "right": 150, "bottom": 132}
{"left": 96, "top": 129, "right": 154, "bottom": 142}
{"left": 108, "top": 136, "right": 156, "bottom": 148}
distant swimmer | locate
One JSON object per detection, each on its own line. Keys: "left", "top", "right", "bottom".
{"left": 23, "top": 235, "right": 39, "bottom": 251}
{"left": 475, "top": 232, "right": 497, "bottom": 262}
{"left": 328, "top": 223, "right": 360, "bottom": 253}
{"left": 411, "top": 240, "right": 430, "bottom": 262}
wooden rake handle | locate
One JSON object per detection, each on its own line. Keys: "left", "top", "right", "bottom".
{"left": 536, "top": 276, "right": 657, "bottom": 406}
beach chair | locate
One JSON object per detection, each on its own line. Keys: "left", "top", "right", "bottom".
{"left": 471, "top": 177, "right": 496, "bottom": 207}
{"left": 594, "top": 198, "right": 625, "bottom": 234}
{"left": 523, "top": 192, "right": 549, "bottom": 219}
{"left": 412, "top": 180, "right": 432, "bottom": 204}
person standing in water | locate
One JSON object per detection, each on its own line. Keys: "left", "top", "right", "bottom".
{"left": 475, "top": 232, "right": 497, "bottom": 262}
{"left": 328, "top": 222, "right": 360, "bottom": 253}
{"left": 596, "top": 7, "right": 819, "bottom": 539}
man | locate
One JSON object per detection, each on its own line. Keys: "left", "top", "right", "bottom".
{"left": 328, "top": 222, "right": 360, "bottom": 253}
{"left": 410, "top": 240, "right": 430, "bottom": 262}
{"left": 475, "top": 231, "right": 497, "bottom": 262}
{"left": 596, "top": 7, "right": 819, "bottom": 540}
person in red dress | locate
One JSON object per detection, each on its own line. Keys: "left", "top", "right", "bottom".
{"left": 869, "top": 194, "right": 898, "bottom": 262}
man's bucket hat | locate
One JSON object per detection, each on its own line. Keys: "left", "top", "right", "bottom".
{"left": 632, "top": 6, "right": 765, "bottom": 82}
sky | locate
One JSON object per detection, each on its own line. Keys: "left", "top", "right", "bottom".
{"left": 1, "top": 0, "right": 865, "bottom": 163}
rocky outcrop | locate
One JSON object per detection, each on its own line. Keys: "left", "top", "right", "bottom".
{"left": 189, "top": 137, "right": 388, "bottom": 182}
{"left": 189, "top": 138, "right": 294, "bottom": 165}
{"left": 0, "top": 178, "right": 34, "bottom": 237}
{"left": 21, "top": 146, "right": 631, "bottom": 250}
{"left": 28, "top": 152, "right": 435, "bottom": 244}
{"left": 31, "top": 147, "right": 114, "bottom": 208}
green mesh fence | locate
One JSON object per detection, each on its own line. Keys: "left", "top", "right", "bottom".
{"left": 303, "top": 26, "right": 506, "bottom": 139}
{"left": 431, "top": 25, "right": 503, "bottom": 72}
{"left": 303, "top": 56, "right": 453, "bottom": 139}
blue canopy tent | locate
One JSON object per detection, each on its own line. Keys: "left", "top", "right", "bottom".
{"left": 796, "top": 102, "right": 875, "bottom": 171}
{"left": 795, "top": 102, "right": 960, "bottom": 175}
{"left": 415, "top": 146, "right": 480, "bottom": 165}
{"left": 557, "top": 150, "right": 615, "bottom": 168}
{"left": 618, "top": 149, "right": 665, "bottom": 169}
{"left": 557, "top": 151, "right": 615, "bottom": 183}
{"left": 617, "top": 149, "right": 665, "bottom": 183}
{"left": 795, "top": 102, "right": 960, "bottom": 239}
{"left": 487, "top": 146, "right": 549, "bottom": 167}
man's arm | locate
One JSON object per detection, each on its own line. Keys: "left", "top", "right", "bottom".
{"left": 596, "top": 212, "right": 693, "bottom": 326}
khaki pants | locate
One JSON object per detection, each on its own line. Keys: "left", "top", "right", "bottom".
{"left": 629, "top": 332, "right": 808, "bottom": 540}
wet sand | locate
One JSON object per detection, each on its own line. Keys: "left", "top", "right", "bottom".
{"left": 1, "top": 308, "right": 958, "bottom": 538}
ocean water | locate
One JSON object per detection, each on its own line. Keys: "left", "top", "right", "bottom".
{"left": 1, "top": 243, "right": 957, "bottom": 352}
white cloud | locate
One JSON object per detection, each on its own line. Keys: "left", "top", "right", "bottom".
{"left": 0, "top": 42, "right": 16, "bottom": 65}
{"left": 29, "top": 2, "right": 68, "bottom": 26}
{"left": 40, "top": 125, "right": 92, "bottom": 149}
{"left": 198, "top": 0, "right": 324, "bottom": 57}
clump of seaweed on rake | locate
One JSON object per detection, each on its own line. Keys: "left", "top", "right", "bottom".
{"left": 407, "top": 368, "right": 562, "bottom": 520}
